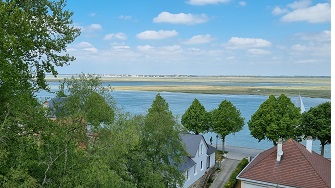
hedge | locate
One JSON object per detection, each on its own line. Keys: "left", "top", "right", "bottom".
{"left": 223, "top": 158, "right": 249, "bottom": 188}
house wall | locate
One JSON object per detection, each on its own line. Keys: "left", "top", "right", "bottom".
{"left": 209, "top": 152, "right": 215, "bottom": 168}
{"left": 183, "top": 139, "right": 209, "bottom": 188}
{"left": 241, "top": 181, "right": 277, "bottom": 188}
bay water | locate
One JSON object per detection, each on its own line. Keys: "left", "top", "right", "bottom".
{"left": 37, "top": 81, "right": 331, "bottom": 158}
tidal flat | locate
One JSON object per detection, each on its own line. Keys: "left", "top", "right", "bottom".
{"left": 47, "top": 76, "right": 331, "bottom": 98}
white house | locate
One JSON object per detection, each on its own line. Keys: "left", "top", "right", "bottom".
{"left": 179, "top": 134, "right": 216, "bottom": 188}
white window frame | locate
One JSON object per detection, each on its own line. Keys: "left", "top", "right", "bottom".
{"left": 186, "top": 169, "right": 190, "bottom": 180}
{"left": 194, "top": 164, "right": 197, "bottom": 175}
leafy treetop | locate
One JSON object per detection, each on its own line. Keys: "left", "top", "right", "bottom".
{"left": 182, "top": 98, "right": 209, "bottom": 135}
{"left": 248, "top": 94, "right": 302, "bottom": 145}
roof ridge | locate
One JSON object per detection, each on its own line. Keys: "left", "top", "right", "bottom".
{"left": 292, "top": 140, "right": 329, "bottom": 187}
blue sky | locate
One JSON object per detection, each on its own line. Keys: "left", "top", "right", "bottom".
{"left": 60, "top": 0, "right": 331, "bottom": 76}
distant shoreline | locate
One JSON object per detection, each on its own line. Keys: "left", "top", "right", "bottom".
{"left": 45, "top": 75, "right": 331, "bottom": 99}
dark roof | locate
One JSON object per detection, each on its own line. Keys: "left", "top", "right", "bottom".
{"left": 180, "top": 133, "right": 207, "bottom": 157}
{"left": 207, "top": 144, "right": 216, "bottom": 155}
{"left": 238, "top": 139, "right": 331, "bottom": 188}
{"left": 178, "top": 156, "right": 196, "bottom": 171}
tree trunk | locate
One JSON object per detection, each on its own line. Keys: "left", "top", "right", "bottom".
{"left": 222, "top": 136, "right": 225, "bottom": 152}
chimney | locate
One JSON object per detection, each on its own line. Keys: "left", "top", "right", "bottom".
{"left": 306, "top": 136, "right": 313, "bottom": 153}
{"left": 277, "top": 138, "right": 283, "bottom": 162}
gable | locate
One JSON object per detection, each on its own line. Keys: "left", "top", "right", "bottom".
{"left": 180, "top": 133, "right": 209, "bottom": 158}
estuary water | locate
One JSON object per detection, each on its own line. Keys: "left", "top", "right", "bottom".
{"left": 37, "top": 82, "right": 331, "bottom": 158}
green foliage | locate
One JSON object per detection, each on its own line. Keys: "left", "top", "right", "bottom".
{"left": 223, "top": 158, "right": 249, "bottom": 188}
{"left": 300, "top": 102, "right": 331, "bottom": 156}
{"left": 141, "top": 93, "right": 187, "bottom": 187}
{"left": 248, "top": 94, "right": 302, "bottom": 145}
{"left": 0, "top": 2, "right": 80, "bottom": 185}
{"left": 55, "top": 74, "right": 115, "bottom": 129}
{"left": 0, "top": 0, "right": 80, "bottom": 91}
{"left": 181, "top": 98, "right": 209, "bottom": 134}
{"left": 209, "top": 100, "right": 244, "bottom": 151}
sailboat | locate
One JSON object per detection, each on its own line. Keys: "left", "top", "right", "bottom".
{"left": 299, "top": 95, "right": 306, "bottom": 114}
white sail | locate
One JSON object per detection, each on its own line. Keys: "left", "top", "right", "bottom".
{"left": 299, "top": 95, "right": 306, "bottom": 113}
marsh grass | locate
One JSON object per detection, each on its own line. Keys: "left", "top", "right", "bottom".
{"left": 112, "top": 85, "right": 330, "bottom": 98}
{"left": 47, "top": 76, "right": 330, "bottom": 98}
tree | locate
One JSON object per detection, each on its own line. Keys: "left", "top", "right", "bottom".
{"left": 140, "top": 93, "right": 187, "bottom": 187}
{"left": 55, "top": 74, "right": 115, "bottom": 127}
{"left": 52, "top": 74, "right": 115, "bottom": 151}
{"left": 210, "top": 100, "right": 244, "bottom": 152}
{"left": 248, "top": 94, "right": 302, "bottom": 145}
{"left": 181, "top": 98, "right": 208, "bottom": 134}
{"left": 0, "top": 0, "right": 80, "bottom": 92}
{"left": 0, "top": 1, "right": 80, "bottom": 186}
{"left": 301, "top": 102, "right": 331, "bottom": 157}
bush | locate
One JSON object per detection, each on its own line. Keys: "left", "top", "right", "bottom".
{"left": 223, "top": 158, "right": 249, "bottom": 188}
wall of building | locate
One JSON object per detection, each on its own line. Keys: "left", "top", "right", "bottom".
{"left": 183, "top": 139, "right": 209, "bottom": 188}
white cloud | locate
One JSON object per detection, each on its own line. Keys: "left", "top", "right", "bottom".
{"left": 247, "top": 49, "right": 270, "bottom": 55}
{"left": 239, "top": 1, "right": 246, "bottom": 6}
{"left": 73, "top": 42, "right": 98, "bottom": 53}
{"left": 153, "top": 12, "right": 208, "bottom": 25}
{"left": 295, "top": 30, "right": 330, "bottom": 42}
{"left": 112, "top": 45, "right": 130, "bottom": 50}
{"left": 136, "top": 30, "right": 178, "bottom": 40}
{"left": 66, "top": 47, "right": 77, "bottom": 52}
{"left": 226, "top": 37, "right": 272, "bottom": 49}
{"left": 291, "top": 44, "right": 307, "bottom": 51}
{"left": 89, "top": 13, "right": 96, "bottom": 17}
{"left": 281, "top": 3, "right": 330, "bottom": 23}
{"left": 118, "top": 15, "right": 132, "bottom": 20}
{"left": 287, "top": 0, "right": 311, "bottom": 9}
{"left": 160, "top": 45, "right": 183, "bottom": 52}
{"left": 183, "top": 34, "right": 214, "bottom": 44}
{"left": 137, "top": 45, "right": 154, "bottom": 51}
{"left": 186, "top": 0, "right": 230, "bottom": 5}
{"left": 83, "top": 47, "right": 98, "bottom": 53}
{"left": 104, "top": 33, "right": 127, "bottom": 40}
{"left": 294, "top": 59, "right": 318, "bottom": 64}
{"left": 86, "top": 24, "right": 102, "bottom": 31}
{"left": 135, "top": 45, "right": 184, "bottom": 59}
{"left": 272, "top": 7, "right": 288, "bottom": 15}
{"left": 77, "top": 42, "right": 93, "bottom": 48}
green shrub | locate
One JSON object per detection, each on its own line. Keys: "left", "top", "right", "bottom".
{"left": 223, "top": 158, "right": 249, "bottom": 188}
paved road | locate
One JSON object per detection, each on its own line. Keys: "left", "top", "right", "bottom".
{"left": 208, "top": 145, "right": 264, "bottom": 188}
{"left": 209, "top": 158, "right": 240, "bottom": 188}
{"left": 215, "top": 144, "right": 264, "bottom": 160}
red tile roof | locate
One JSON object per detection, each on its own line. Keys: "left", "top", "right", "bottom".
{"left": 238, "top": 139, "right": 331, "bottom": 188}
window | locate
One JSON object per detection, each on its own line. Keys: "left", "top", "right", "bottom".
{"left": 201, "top": 161, "right": 203, "bottom": 170}
{"left": 194, "top": 164, "right": 197, "bottom": 175}
{"left": 186, "top": 169, "right": 189, "bottom": 180}
{"left": 201, "top": 144, "right": 203, "bottom": 154}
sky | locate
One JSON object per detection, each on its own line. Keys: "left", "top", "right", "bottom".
{"left": 59, "top": 0, "right": 331, "bottom": 76}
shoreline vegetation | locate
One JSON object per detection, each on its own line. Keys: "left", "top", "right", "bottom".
{"left": 46, "top": 75, "right": 331, "bottom": 99}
